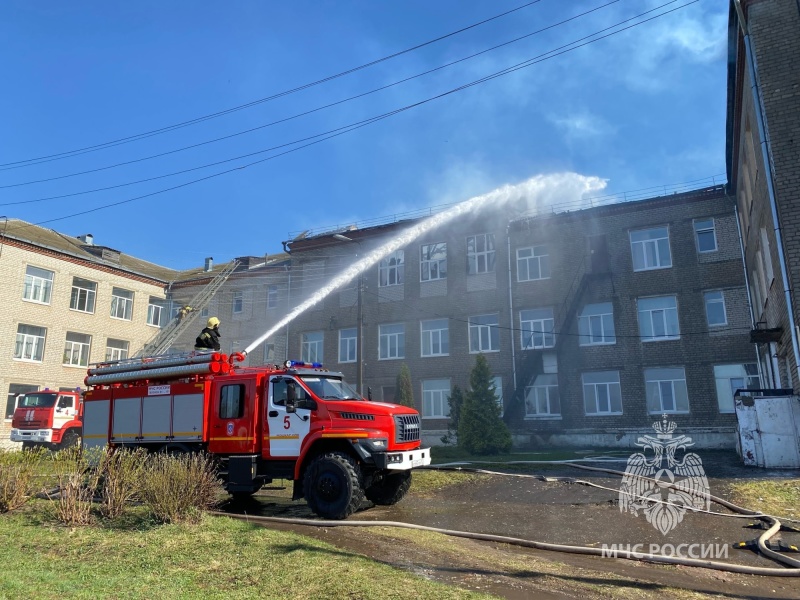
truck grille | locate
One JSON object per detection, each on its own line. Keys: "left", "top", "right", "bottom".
{"left": 394, "top": 414, "right": 421, "bottom": 443}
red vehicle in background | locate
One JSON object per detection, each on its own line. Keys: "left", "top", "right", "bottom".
{"left": 10, "top": 390, "right": 83, "bottom": 451}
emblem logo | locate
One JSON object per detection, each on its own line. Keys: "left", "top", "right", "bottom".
{"left": 226, "top": 422, "right": 234, "bottom": 436}
{"left": 619, "top": 415, "right": 710, "bottom": 535}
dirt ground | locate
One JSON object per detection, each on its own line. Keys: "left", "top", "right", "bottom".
{"left": 225, "top": 452, "right": 800, "bottom": 599}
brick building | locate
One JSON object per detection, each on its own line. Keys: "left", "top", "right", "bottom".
{"left": 0, "top": 219, "right": 175, "bottom": 445}
{"left": 726, "top": 0, "right": 800, "bottom": 390}
{"left": 285, "top": 186, "right": 757, "bottom": 448}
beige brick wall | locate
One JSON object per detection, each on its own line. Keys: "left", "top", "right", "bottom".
{"left": 1, "top": 242, "right": 167, "bottom": 421}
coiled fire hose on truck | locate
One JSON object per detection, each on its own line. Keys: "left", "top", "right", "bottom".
{"left": 215, "top": 459, "right": 800, "bottom": 577}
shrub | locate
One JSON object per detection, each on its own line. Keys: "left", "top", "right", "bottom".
{"left": 139, "top": 453, "right": 224, "bottom": 524}
{"left": 0, "top": 449, "right": 41, "bottom": 513}
{"left": 98, "top": 447, "right": 148, "bottom": 519}
{"left": 48, "top": 447, "right": 101, "bottom": 526}
{"left": 440, "top": 385, "right": 464, "bottom": 445}
{"left": 394, "top": 363, "right": 415, "bottom": 408}
{"left": 457, "top": 354, "right": 512, "bottom": 455}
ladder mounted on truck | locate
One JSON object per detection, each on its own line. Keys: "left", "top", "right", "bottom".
{"left": 135, "top": 259, "right": 240, "bottom": 357}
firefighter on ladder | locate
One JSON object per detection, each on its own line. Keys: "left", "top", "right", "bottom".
{"left": 195, "top": 317, "right": 222, "bottom": 351}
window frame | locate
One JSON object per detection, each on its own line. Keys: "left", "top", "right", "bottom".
{"left": 147, "top": 297, "right": 166, "bottom": 327}
{"left": 519, "top": 308, "right": 555, "bottom": 350}
{"left": 713, "top": 363, "right": 760, "bottom": 414}
{"left": 578, "top": 302, "right": 616, "bottom": 346}
{"left": 63, "top": 332, "right": 92, "bottom": 368}
{"left": 110, "top": 287, "right": 134, "bottom": 321}
{"left": 69, "top": 277, "right": 97, "bottom": 314}
{"left": 420, "top": 318, "right": 449, "bottom": 357}
{"left": 524, "top": 373, "right": 561, "bottom": 418}
{"left": 422, "top": 378, "right": 450, "bottom": 419}
{"left": 517, "top": 245, "right": 551, "bottom": 282}
{"left": 704, "top": 290, "right": 728, "bottom": 327}
{"left": 232, "top": 290, "right": 244, "bottom": 314}
{"left": 582, "top": 371, "right": 623, "bottom": 416}
{"left": 338, "top": 328, "right": 357, "bottom": 363}
{"left": 105, "top": 338, "right": 130, "bottom": 362}
{"left": 14, "top": 324, "right": 47, "bottom": 363}
{"left": 468, "top": 313, "right": 500, "bottom": 353}
{"left": 629, "top": 226, "right": 672, "bottom": 271}
{"left": 378, "top": 323, "right": 405, "bottom": 360}
{"left": 379, "top": 250, "right": 405, "bottom": 287}
{"left": 644, "top": 367, "right": 690, "bottom": 414}
{"left": 637, "top": 295, "right": 680, "bottom": 342}
{"left": 420, "top": 243, "right": 447, "bottom": 282}
{"left": 467, "top": 233, "right": 496, "bottom": 275}
{"left": 23, "top": 265, "right": 54, "bottom": 305}
{"left": 267, "top": 285, "right": 279, "bottom": 309}
{"left": 693, "top": 218, "right": 718, "bottom": 253}
{"left": 301, "top": 331, "right": 324, "bottom": 364}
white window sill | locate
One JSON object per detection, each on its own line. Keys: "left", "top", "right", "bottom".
{"left": 586, "top": 412, "right": 624, "bottom": 417}
{"left": 641, "top": 337, "right": 680, "bottom": 343}
{"left": 22, "top": 298, "right": 51, "bottom": 306}
{"left": 524, "top": 415, "right": 562, "bottom": 420}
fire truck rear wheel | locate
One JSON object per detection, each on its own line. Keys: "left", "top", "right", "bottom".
{"left": 303, "top": 451, "right": 364, "bottom": 520}
{"left": 364, "top": 470, "right": 412, "bottom": 505}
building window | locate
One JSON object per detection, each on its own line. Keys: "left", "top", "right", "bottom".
{"left": 110, "top": 287, "right": 134, "bottom": 320}
{"left": 70, "top": 277, "right": 97, "bottom": 313}
{"left": 468, "top": 313, "right": 499, "bottom": 353}
{"left": 14, "top": 324, "right": 46, "bottom": 362}
{"left": 267, "top": 285, "right": 278, "bottom": 309}
{"left": 467, "top": 233, "right": 495, "bottom": 274}
{"left": 760, "top": 228, "right": 774, "bottom": 285}
{"left": 420, "top": 243, "right": 447, "bottom": 282}
{"left": 63, "top": 332, "right": 91, "bottom": 367}
{"left": 714, "top": 364, "right": 759, "bottom": 413}
{"left": 422, "top": 379, "right": 450, "bottom": 418}
{"left": 379, "top": 323, "right": 405, "bottom": 360}
{"left": 420, "top": 318, "right": 449, "bottom": 357}
{"left": 23, "top": 266, "right": 54, "bottom": 304}
{"left": 338, "top": 328, "right": 357, "bottom": 363}
{"left": 301, "top": 332, "right": 324, "bottom": 363}
{"left": 578, "top": 302, "right": 616, "bottom": 345}
{"left": 630, "top": 226, "right": 671, "bottom": 271}
{"left": 379, "top": 251, "right": 404, "bottom": 287}
{"left": 147, "top": 297, "right": 166, "bottom": 327}
{"left": 105, "top": 338, "right": 129, "bottom": 362}
{"left": 704, "top": 291, "right": 727, "bottom": 327}
{"left": 645, "top": 368, "right": 689, "bottom": 414}
{"left": 520, "top": 308, "right": 555, "bottom": 349}
{"left": 492, "top": 376, "right": 504, "bottom": 414}
{"left": 525, "top": 374, "right": 560, "bottom": 417}
{"left": 637, "top": 295, "right": 679, "bottom": 341}
{"left": 232, "top": 291, "right": 243, "bottom": 314}
{"left": 582, "top": 371, "right": 622, "bottom": 415}
{"left": 517, "top": 245, "right": 550, "bottom": 281}
{"left": 694, "top": 218, "right": 717, "bottom": 253}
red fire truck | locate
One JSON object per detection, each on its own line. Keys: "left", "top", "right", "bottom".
{"left": 82, "top": 352, "right": 430, "bottom": 519}
{"left": 10, "top": 389, "right": 83, "bottom": 451}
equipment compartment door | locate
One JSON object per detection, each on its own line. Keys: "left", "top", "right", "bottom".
{"left": 83, "top": 398, "right": 110, "bottom": 451}
{"left": 112, "top": 397, "right": 142, "bottom": 444}
{"left": 208, "top": 379, "right": 257, "bottom": 454}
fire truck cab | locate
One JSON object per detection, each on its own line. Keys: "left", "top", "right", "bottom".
{"left": 83, "top": 353, "right": 430, "bottom": 519}
{"left": 10, "top": 389, "right": 83, "bottom": 451}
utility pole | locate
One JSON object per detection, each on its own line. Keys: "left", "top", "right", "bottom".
{"left": 333, "top": 234, "right": 364, "bottom": 396}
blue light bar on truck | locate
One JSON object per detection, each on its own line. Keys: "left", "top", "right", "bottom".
{"left": 284, "top": 360, "right": 323, "bottom": 369}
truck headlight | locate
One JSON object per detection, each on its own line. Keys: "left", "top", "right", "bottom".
{"left": 362, "top": 438, "right": 388, "bottom": 453}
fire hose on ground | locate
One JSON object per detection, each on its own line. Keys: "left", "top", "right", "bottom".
{"left": 213, "top": 459, "right": 800, "bottom": 577}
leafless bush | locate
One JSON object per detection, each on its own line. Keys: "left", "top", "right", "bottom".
{"left": 47, "top": 447, "right": 101, "bottom": 526}
{"left": 139, "top": 453, "right": 224, "bottom": 524}
{"left": 97, "top": 447, "right": 148, "bottom": 519}
{"left": 0, "top": 449, "right": 41, "bottom": 512}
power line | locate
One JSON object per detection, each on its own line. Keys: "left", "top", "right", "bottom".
{"left": 0, "top": 1, "right": 547, "bottom": 170}
{"left": 0, "top": 0, "right": 626, "bottom": 192}
{"left": 20, "top": 0, "right": 699, "bottom": 228}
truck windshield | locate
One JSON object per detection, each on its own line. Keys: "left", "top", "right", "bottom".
{"left": 19, "top": 393, "right": 57, "bottom": 408}
{"left": 299, "top": 376, "right": 362, "bottom": 400}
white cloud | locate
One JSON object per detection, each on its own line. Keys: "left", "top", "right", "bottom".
{"left": 549, "top": 111, "right": 617, "bottom": 140}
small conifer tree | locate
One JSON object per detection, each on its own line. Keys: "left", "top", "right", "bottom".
{"left": 394, "top": 363, "right": 415, "bottom": 409}
{"left": 441, "top": 384, "right": 464, "bottom": 445}
{"left": 457, "top": 354, "right": 513, "bottom": 455}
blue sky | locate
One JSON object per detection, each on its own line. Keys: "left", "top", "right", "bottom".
{"left": 0, "top": 0, "right": 728, "bottom": 271}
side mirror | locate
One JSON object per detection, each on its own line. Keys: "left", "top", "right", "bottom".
{"left": 285, "top": 381, "right": 297, "bottom": 413}
{"left": 367, "top": 386, "right": 373, "bottom": 401}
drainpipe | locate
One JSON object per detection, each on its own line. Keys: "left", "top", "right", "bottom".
{"left": 507, "top": 225, "right": 517, "bottom": 390}
{"left": 733, "top": 0, "right": 800, "bottom": 381}
{"left": 734, "top": 202, "right": 765, "bottom": 385}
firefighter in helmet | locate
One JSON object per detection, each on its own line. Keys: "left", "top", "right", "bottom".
{"left": 195, "top": 317, "right": 222, "bottom": 351}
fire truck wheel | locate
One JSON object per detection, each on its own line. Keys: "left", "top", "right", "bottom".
{"left": 59, "top": 430, "right": 81, "bottom": 450}
{"left": 303, "top": 451, "right": 364, "bottom": 520}
{"left": 21, "top": 442, "right": 36, "bottom": 452}
{"left": 364, "top": 471, "right": 412, "bottom": 506}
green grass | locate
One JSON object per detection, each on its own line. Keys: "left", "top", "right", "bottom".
{"left": 0, "top": 503, "right": 495, "bottom": 600}
{"left": 727, "top": 478, "right": 800, "bottom": 518}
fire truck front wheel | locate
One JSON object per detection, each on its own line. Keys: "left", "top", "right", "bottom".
{"left": 303, "top": 451, "right": 364, "bottom": 520}
{"left": 59, "top": 430, "right": 81, "bottom": 451}
{"left": 364, "top": 470, "right": 412, "bottom": 506}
